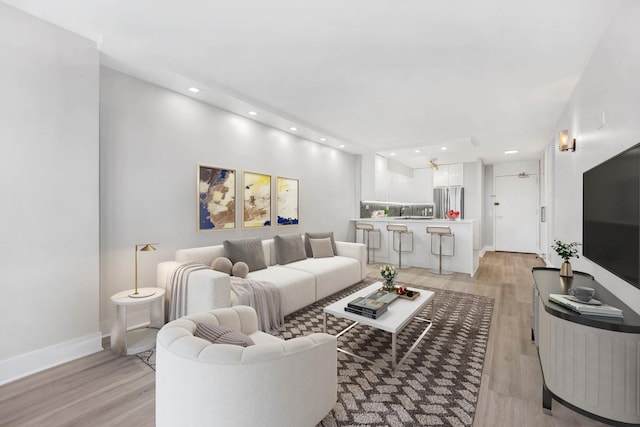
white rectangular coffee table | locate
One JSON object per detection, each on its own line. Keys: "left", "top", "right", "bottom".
{"left": 324, "top": 281, "right": 435, "bottom": 373}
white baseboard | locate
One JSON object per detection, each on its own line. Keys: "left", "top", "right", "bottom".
{"left": 480, "top": 246, "right": 494, "bottom": 257}
{"left": 0, "top": 333, "right": 103, "bottom": 386}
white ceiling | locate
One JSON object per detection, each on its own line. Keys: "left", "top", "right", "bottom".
{"left": 4, "top": 0, "right": 622, "bottom": 165}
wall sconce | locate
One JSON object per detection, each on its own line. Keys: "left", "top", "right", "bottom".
{"left": 559, "top": 130, "right": 569, "bottom": 151}
{"left": 558, "top": 130, "right": 576, "bottom": 152}
{"left": 130, "top": 243, "right": 158, "bottom": 298}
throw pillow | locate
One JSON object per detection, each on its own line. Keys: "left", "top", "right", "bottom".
{"left": 309, "top": 237, "right": 335, "bottom": 258}
{"left": 223, "top": 237, "right": 267, "bottom": 272}
{"left": 211, "top": 257, "right": 233, "bottom": 275}
{"left": 232, "top": 261, "right": 249, "bottom": 278}
{"left": 274, "top": 233, "right": 307, "bottom": 265}
{"left": 194, "top": 322, "right": 255, "bottom": 347}
{"left": 304, "top": 232, "right": 338, "bottom": 257}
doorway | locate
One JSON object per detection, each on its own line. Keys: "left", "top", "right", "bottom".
{"left": 494, "top": 174, "right": 539, "bottom": 253}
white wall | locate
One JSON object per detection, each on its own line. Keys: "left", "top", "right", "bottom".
{"left": 549, "top": 0, "right": 640, "bottom": 312}
{"left": 99, "top": 68, "right": 358, "bottom": 332}
{"left": 411, "top": 168, "right": 434, "bottom": 203}
{"left": 0, "top": 4, "right": 101, "bottom": 384}
{"left": 387, "top": 160, "right": 432, "bottom": 203}
{"left": 482, "top": 164, "right": 494, "bottom": 249}
{"left": 463, "top": 162, "right": 482, "bottom": 221}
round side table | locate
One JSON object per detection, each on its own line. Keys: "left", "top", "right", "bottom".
{"left": 110, "top": 287, "right": 165, "bottom": 356}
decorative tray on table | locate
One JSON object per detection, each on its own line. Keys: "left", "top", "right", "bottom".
{"left": 397, "top": 290, "right": 420, "bottom": 301}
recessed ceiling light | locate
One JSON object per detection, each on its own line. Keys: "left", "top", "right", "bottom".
{"left": 390, "top": 152, "right": 396, "bottom": 156}
{"left": 339, "top": 144, "right": 345, "bottom": 148}
{"left": 319, "top": 137, "right": 327, "bottom": 142}
{"left": 289, "top": 127, "right": 298, "bottom": 131}
{"left": 441, "top": 147, "right": 447, "bottom": 151}
{"left": 248, "top": 111, "right": 258, "bottom": 116}
{"left": 414, "top": 150, "right": 420, "bottom": 153}
{"left": 188, "top": 87, "right": 200, "bottom": 93}
{"left": 505, "top": 149, "right": 518, "bottom": 154}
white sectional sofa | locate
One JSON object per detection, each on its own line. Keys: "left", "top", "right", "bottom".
{"left": 157, "top": 236, "right": 366, "bottom": 317}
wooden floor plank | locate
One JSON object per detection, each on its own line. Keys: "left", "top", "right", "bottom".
{"left": 0, "top": 251, "right": 607, "bottom": 426}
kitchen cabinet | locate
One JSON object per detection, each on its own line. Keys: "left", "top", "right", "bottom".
{"left": 448, "top": 163, "right": 463, "bottom": 186}
{"left": 350, "top": 218, "right": 480, "bottom": 276}
{"left": 433, "top": 163, "right": 463, "bottom": 187}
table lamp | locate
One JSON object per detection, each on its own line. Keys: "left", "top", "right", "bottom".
{"left": 130, "top": 243, "right": 158, "bottom": 298}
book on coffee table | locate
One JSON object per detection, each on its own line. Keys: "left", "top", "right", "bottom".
{"left": 548, "top": 294, "right": 624, "bottom": 318}
{"left": 346, "top": 289, "right": 399, "bottom": 317}
{"left": 344, "top": 305, "right": 387, "bottom": 319}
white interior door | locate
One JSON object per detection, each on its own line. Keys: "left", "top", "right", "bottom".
{"left": 495, "top": 174, "right": 539, "bottom": 253}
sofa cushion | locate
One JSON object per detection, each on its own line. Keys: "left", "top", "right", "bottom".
{"left": 211, "top": 257, "right": 233, "bottom": 274}
{"left": 223, "top": 237, "right": 267, "bottom": 272}
{"left": 283, "top": 256, "right": 362, "bottom": 301}
{"left": 309, "top": 238, "right": 335, "bottom": 258}
{"left": 194, "top": 323, "right": 255, "bottom": 347}
{"left": 304, "top": 232, "right": 337, "bottom": 257}
{"left": 246, "top": 266, "right": 315, "bottom": 315}
{"left": 274, "top": 233, "right": 307, "bottom": 265}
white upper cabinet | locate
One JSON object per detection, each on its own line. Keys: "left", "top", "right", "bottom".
{"left": 448, "top": 163, "right": 464, "bottom": 186}
{"left": 433, "top": 163, "right": 464, "bottom": 187}
{"left": 433, "top": 166, "right": 449, "bottom": 187}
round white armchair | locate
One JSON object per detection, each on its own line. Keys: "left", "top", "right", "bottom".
{"left": 156, "top": 305, "right": 337, "bottom": 427}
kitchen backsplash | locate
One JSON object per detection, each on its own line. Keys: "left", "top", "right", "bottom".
{"left": 360, "top": 201, "right": 434, "bottom": 218}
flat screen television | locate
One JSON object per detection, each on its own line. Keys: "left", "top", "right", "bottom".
{"left": 583, "top": 142, "right": 640, "bottom": 289}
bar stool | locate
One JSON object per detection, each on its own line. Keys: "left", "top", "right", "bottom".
{"left": 355, "top": 222, "right": 377, "bottom": 264}
{"left": 386, "top": 224, "right": 412, "bottom": 269}
{"left": 426, "top": 226, "right": 455, "bottom": 275}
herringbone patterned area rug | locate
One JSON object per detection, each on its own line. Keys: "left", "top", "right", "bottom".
{"left": 138, "top": 277, "right": 494, "bottom": 426}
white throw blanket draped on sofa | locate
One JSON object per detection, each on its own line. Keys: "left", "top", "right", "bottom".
{"left": 168, "top": 262, "right": 211, "bottom": 321}
{"left": 168, "top": 262, "right": 283, "bottom": 333}
{"left": 230, "top": 277, "right": 284, "bottom": 334}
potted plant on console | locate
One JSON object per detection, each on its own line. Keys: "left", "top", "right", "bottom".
{"left": 552, "top": 239, "right": 581, "bottom": 277}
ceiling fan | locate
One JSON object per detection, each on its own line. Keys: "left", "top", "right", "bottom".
{"left": 428, "top": 158, "right": 439, "bottom": 170}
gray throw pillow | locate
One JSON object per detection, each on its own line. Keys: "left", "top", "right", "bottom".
{"left": 309, "top": 237, "right": 335, "bottom": 258}
{"left": 194, "top": 322, "right": 255, "bottom": 347}
{"left": 274, "top": 233, "right": 307, "bottom": 265}
{"left": 223, "top": 237, "right": 267, "bottom": 272}
{"left": 304, "top": 232, "right": 337, "bottom": 257}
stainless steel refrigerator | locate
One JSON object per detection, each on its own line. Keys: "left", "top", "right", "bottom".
{"left": 433, "top": 187, "right": 464, "bottom": 219}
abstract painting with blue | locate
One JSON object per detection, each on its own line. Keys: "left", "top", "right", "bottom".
{"left": 276, "top": 176, "right": 299, "bottom": 226}
{"left": 198, "top": 164, "right": 236, "bottom": 230}
{"left": 243, "top": 171, "right": 271, "bottom": 228}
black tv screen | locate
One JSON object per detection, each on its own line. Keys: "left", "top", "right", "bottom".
{"left": 583, "top": 142, "right": 640, "bottom": 288}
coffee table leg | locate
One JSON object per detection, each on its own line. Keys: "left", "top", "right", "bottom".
{"left": 392, "top": 333, "right": 397, "bottom": 371}
{"left": 324, "top": 312, "right": 327, "bottom": 333}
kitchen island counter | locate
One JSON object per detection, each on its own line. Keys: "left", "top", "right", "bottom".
{"left": 350, "top": 217, "right": 479, "bottom": 276}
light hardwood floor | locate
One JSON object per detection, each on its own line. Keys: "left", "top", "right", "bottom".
{"left": 0, "top": 252, "right": 606, "bottom": 426}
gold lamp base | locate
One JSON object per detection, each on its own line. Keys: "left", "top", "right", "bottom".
{"left": 128, "top": 289, "right": 156, "bottom": 298}
{"left": 130, "top": 243, "right": 158, "bottom": 299}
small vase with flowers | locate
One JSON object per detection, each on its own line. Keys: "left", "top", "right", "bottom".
{"left": 380, "top": 264, "right": 397, "bottom": 292}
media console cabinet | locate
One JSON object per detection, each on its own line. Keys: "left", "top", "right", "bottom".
{"left": 531, "top": 267, "right": 640, "bottom": 426}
